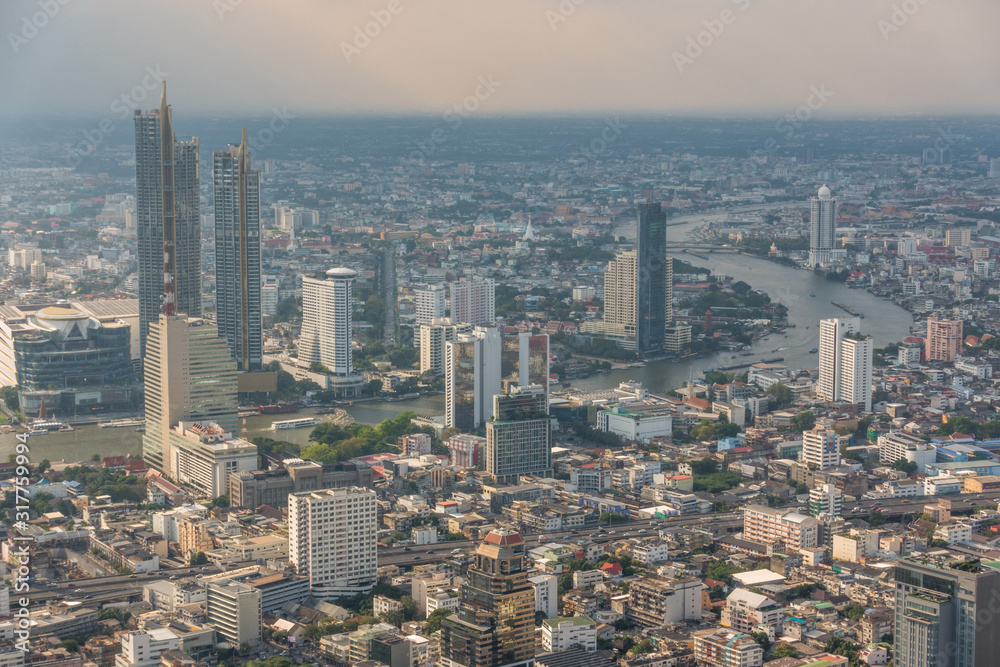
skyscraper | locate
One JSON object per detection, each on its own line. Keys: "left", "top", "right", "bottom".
{"left": 485, "top": 385, "right": 552, "bottom": 484}
{"left": 894, "top": 556, "right": 1000, "bottom": 667}
{"left": 450, "top": 278, "right": 496, "bottom": 327}
{"left": 445, "top": 328, "right": 502, "bottom": 431}
{"left": 440, "top": 530, "right": 535, "bottom": 667}
{"left": 927, "top": 317, "right": 963, "bottom": 362}
{"left": 636, "top": 202, "right": 668, "bottom": 355}
{"left": 808, "top": 185, "right": 837, "bottom": 268}
{"left": 213, "top": 128, "right": 262, "bottom": 371}
{"left": 288, "top": 487, "right": 378, "bottom": 599}
{"left": 142, "top": 315, "right": 239, "bottom": 476}
{"left": 817, "top": 317, "right": 872, "bottom": 411}
{"left": 839, "top": 334, "right": 873, "bottom": 411}
{"left": 600, "top": 250, "right": 637, "bottom": 342}
{"left": 445, "top": 329, "right": 549, "bottom": 431}
{"left": 135, "top": 83, "right": 201, "bottom": 358}
{"left": 300, "top": 268, "right": 357, "bottom": 377}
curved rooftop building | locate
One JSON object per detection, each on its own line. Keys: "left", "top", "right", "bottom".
{"left": 14, "top": 305, "right": 139, "bottom": 417}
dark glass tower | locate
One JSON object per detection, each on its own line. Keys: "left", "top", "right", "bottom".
{"left": 440, "top": 530, "right": 535, "bottom": 667}
{"left": 213, "top": 129, "right": 262, "bottom": 371}
{"left": 636, "top": 202, "right": 667, "bottom": 355}
{"left": 134, "top": 83, "right": 201, "bottom": 359}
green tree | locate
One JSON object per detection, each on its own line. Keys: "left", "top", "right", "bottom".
{"left": 867, "top": 509, "right": 886, "bottom": 527}
{"left": 0, "top": 386, "right": 19, "bottom": 411}
{"left": 211, "top": 495, "right": 230, "bottom": 508}
{"left": 751, "top": 631, "right": 771, "bottom": 653}
{"left": 891, "top": 459, "right": 918, "bottom": 474}
{"left": 791, "top": 411, "right": 816, "bottom": 432}
{"left": 189, "top": 551, "right": 208, "bottom": 566}
{"left": 766, "top": 383, "right": 792, "bottom": 406}
{"left": 426, "top": 608, "right": 453, "bottom": 633}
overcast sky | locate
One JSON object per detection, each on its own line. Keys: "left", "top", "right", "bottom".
{"left": 2, "top": 0, "right": 998, "bottom": 118}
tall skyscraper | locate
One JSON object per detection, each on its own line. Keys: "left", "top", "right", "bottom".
{"left": 445, "top": 329, "right": 549, "bottom": 431}
{"left": 142, "top": 315, "right": 239, "bottom": 475}
{"left": 840, "top": 334, "right": 873, "bottom": 411}
{"left": 817, "top": 317, "right": 872, "bottom": 411}
{"left": 450, "top": 278, "right": 496, "bottom": 327}
{"left": 808, "top": 185, "right": 837, "bottom": 268}
{"left": 300, "top": 268, "right": 357, "bottom": 377}
{"left": 135, "top": 84, "right": 202, "bottom": 358}
{"left": 601, "top": 250, "right": 637, "bottom": 342}
{"left": 485, "top": 385, "right": 552, "bottom": 484}
{"left": 415, "top": 285, "right": 447, "bottom": 328}
{"left": 445, "top": 328, "right": 502, "bottom": 431}
{"left": 894, "top": 556, "right": 1000, "bottom": 667}
{"left": 927, "top": 317, "right": 963, "bottom": 362}
{"left": 440, "top": 530, "right": 535, "bottom": 667}
{"left": 288, "top": 487, "right": 378, "bottom": 598}
{"left": 213, "top": 128, "right": 262, "bottom": 371}
{"left": 636, "top": 202, "right": 668, "bottom": 355}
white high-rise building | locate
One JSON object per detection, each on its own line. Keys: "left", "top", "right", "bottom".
{"left": 817, "top": 317, "right": 872, "bottom": 411}
{"left": 450, "top": 278, "right": 495, "bottom": 327}
{"left": 808, "top": 185, "right": 837, "bottom": 268}
{"left": 415, "top": 285, "right": 447, "bottom": 328}
{"left": 300, "top": 268, "right": 357, "bottom": 376}
{"left": 288, "top": 487, "right": 378, "bottom": 598}
{"left": 990, "top": 158, "right": 1000, "bottom": 179}
{"left": 801, "top": 428, "right": 842, "bottom": 471}
{"left": 840, "top": 335, "right": 873, "bottom": 411}
{"left": 420, "top": 318, "right": 473, "bottom": 375}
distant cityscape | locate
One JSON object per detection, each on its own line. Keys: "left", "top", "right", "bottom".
{"left": 5, "top": 69, "right": 1000, "bottom": 667}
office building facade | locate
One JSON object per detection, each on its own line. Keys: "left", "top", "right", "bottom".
{"left": 894, "top": 557, "right": 1000, "bottom": 667}
{"left": 12, "top": 305, "right": 139, "bottom": 417}
{"left": 636, "top": 202, "right": 668, "bottom": 355}
{"left": 135, "top": 84, "right": 201, "bottom": 358}
{"left": 142, "top": 316, "right": 239, "bottom": 475}
{"left": 288, "top": 488, "right": 378, "bottom": 598}
{"left": 485, "top": 385, "right": 552, "bottom": 484}
{"left": 440, "top": 530, "right": 535, "bottom": 667}
{"left": 213, "top": 128, "right": 262, "bottom": 371}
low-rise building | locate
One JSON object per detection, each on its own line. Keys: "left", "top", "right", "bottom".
{"left": 541, "top": 616, "right": 598, "bottom": 653}
{"left": 627, "top": 576, "right": 703, "bottom": 628}
{"left": 693, "top": 630, "right": 763, "bottom": 667}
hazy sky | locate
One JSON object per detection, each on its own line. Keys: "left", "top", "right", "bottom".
{"left": 2, "top": 0, "right": 998, "bottom": 118}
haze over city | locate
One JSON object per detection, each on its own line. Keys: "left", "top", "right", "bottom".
{"left": 3, "top": 0, "right": 1000, "bottom": 117}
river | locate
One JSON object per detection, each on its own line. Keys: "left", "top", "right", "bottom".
{"left": 8, "top": 206, "right": 917, "bottom": 463}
